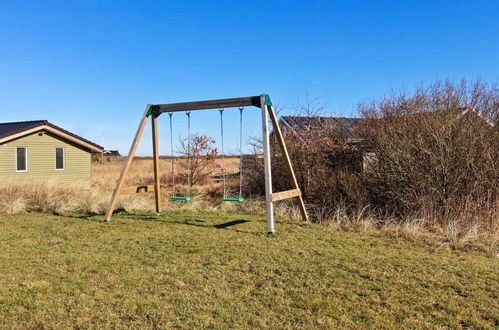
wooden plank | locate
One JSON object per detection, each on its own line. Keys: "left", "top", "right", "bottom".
{"left": 103, "top": 106, "right": 150, "bottom": 222}
{"left": 158, "top": 96, "right": 260, "bottom": 112}
{"left": 261, "top": 94, "right": 275, "bottom": 233}
{"left": 268, "top": 105, "right": 309, "bottom": 224}
{"left": 152, "top": 115, "right": 161, "bottom": 214}
{"left": 120, "top": 185, "right": 155, "bottom": 195}
{"left": 271, "top": 188, "right": 302, "bottom": 202}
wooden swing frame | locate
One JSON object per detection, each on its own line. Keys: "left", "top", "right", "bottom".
{"left": 103, "top": 94, "right": 308, "bottom": 233}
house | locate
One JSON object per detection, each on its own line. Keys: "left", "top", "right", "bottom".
{"left": 279, "top": 115, "right": 373, "bottom": 172}
{"left": 280, "top": 116, "right": 365, "bottom": 145}
{"left": 93, "top": 149, "right": 121, "bottom": 163}
{"left": 0, "top": 120, "right": 103, "bottom": 185}
{"left": 103, "top": 150, "right": 121, "bottom": 157}
{"left": 278, "top": 108, "right": 496, "bottom": 173}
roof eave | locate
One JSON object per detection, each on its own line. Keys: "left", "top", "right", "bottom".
{"left": 0, "top": 124, "right": 104, "bottom": 153}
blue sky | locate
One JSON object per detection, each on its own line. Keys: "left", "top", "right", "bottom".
{"left": 1, "top": 1, "right": 497, "bottom": 155}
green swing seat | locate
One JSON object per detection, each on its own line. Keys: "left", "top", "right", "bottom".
{"left": 170, "top": 196, "right": 192, "bottom": 201}
{"left": 222, "top": 197, "right": 245, "bottom": 202}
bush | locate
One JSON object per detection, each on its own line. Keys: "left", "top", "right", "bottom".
{"left": 244, "top": 79, "right": 498, "bottom": 236}
{"left": 359, "top": 79, "right": 498, "bottom": 230}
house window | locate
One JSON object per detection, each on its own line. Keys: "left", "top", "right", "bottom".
{"left": 16, "top": 147, "right": 27, "bottom": 172}
{"left": 55, "top": 147, "right": 65, "bottom": 170}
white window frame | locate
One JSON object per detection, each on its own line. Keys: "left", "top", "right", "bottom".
{"left": 16, "top": 147, "right": 28, "bottom": 172}
{"left": 55, "top": 147, "right": 65, "bottom": 171}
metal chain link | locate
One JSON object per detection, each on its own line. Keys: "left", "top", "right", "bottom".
{"left": 219, "top": 109, "right": 226, "bottom": 198}
{"left": 239, "top": 107, "right": 244, "bottom": 199}
{"left": 186, "top": 111, "right": 192, "bottom": 197}
{"left": 168, "top": 112, "right": 176, "bottom": 197}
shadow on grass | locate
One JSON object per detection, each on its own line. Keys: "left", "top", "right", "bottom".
{"left": 62, "top": 211, "right": 278, "bottom": 236}
{"left": 213, "top": 219, "right": 249, "bottom": 229}
{"left": 64, "top": 208, "right": 131, "bottom": 221}
{"left": 165, "top": 218, "right": 265, "bottom": 235}
{"left": 174, "top": 218, "right": 250, "bottom": 230}
{"left": 63, "top": 212, "right": 299, "bottom": 236}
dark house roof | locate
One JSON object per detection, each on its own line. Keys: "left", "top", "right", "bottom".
{"left": 0, "top": 120, "right": 103, "bottom": 152}
{"left": 280, "top": 109, "right": 496, "bottom": 146}
{"left": 280, "top": 116, "right": 365, "bottom": 142}
{"left": 103, "top": 150, "right": 121, "bottom": 157}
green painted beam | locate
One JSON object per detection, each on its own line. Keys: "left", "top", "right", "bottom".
{"left": 264, "top": 94, "right": 272, "bottom": 106}
{"left": 146, "top": 104, "right": 161, "bottom": 117}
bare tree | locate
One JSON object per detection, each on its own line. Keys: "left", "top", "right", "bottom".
{"left": 293, "top": 93, "right": 329, "bottom": 117}
{"left": 178, "top": 134, "right": 218, "bottom": 185}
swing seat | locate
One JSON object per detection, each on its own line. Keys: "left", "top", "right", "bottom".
{"left": 222, "top": 197, "right": 245, "bottom": 202}
{"left": 171, "top": 196, "right": 192, "bottom": 201}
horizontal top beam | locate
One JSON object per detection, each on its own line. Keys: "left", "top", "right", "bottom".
{"left": 157, "top": 95, "right": 263, "bottom": 113}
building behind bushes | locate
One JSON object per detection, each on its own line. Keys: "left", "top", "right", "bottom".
{"left": 245, "top": 79, "right": 498, "bottom": 233}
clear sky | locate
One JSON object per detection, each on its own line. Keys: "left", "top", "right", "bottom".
{"left": 1, "top": 1, "right": 498, "bottom": 155}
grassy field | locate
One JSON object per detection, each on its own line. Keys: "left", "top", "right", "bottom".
{"left": 0, "top": 211, "right": 497, "bottom": 328}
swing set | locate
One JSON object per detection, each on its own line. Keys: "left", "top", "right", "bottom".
{"left": 103, "top": 94, "right": 308, "bottom": 233}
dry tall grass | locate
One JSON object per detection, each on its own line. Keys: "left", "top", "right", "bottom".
{"left": 0, "top": 156, "right": 245, "bottom": 217}
{"left": 0, "top": 181, "right": 263, "bottom": 215}
{"left": 93, "top": 157, "right": 240, "bottom": 189}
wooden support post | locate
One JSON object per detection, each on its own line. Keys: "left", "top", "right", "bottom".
{"left": 152, "top": 114, "right": 161, "bottom": 214}
{"left": 268, "top": 105, "right": 309, "bottom": 224}
{"left": 103, "top": 105, "right": 151, "bottom": 222}
{"left": 261, "top": 94, "right": 275, "bottom": 233}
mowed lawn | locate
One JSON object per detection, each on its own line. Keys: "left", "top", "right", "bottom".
{"left": 0, "top": 212, "right": 497, "bottom": 328}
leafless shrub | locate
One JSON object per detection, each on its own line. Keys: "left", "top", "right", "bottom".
{"left": 242, "top": 79, "right": 497, "bottom": 250}
{"left": 178, "top": 134, "right": 219, "bottom": 186}
{"left": 292, "top": 94, "right": 329, "bottom": 117}
{"left": 359, "top": 79, "right": 498, "bottom": 233}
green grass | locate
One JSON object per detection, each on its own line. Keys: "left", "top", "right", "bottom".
{"left": 0, "top": 211, "right": 497, "bottom": 328}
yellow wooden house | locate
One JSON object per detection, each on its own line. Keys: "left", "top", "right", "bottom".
{"left": 0, "top": 120, "right": 103, "bottom": 185}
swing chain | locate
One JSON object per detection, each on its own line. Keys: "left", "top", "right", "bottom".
{"left": 238, "top": 107, "right": 244, "bottom": 199}
{"left": 219, "top": 107, "right": 245, "bottom": 201}
{"left": 168, "top": 112, "right": 176, "bottom": 197}
{"left": 186, "top": 111, "right": 192, "bottom": 197}
{"left": 219, "top": 108, "right": 227, "bottom": 199}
